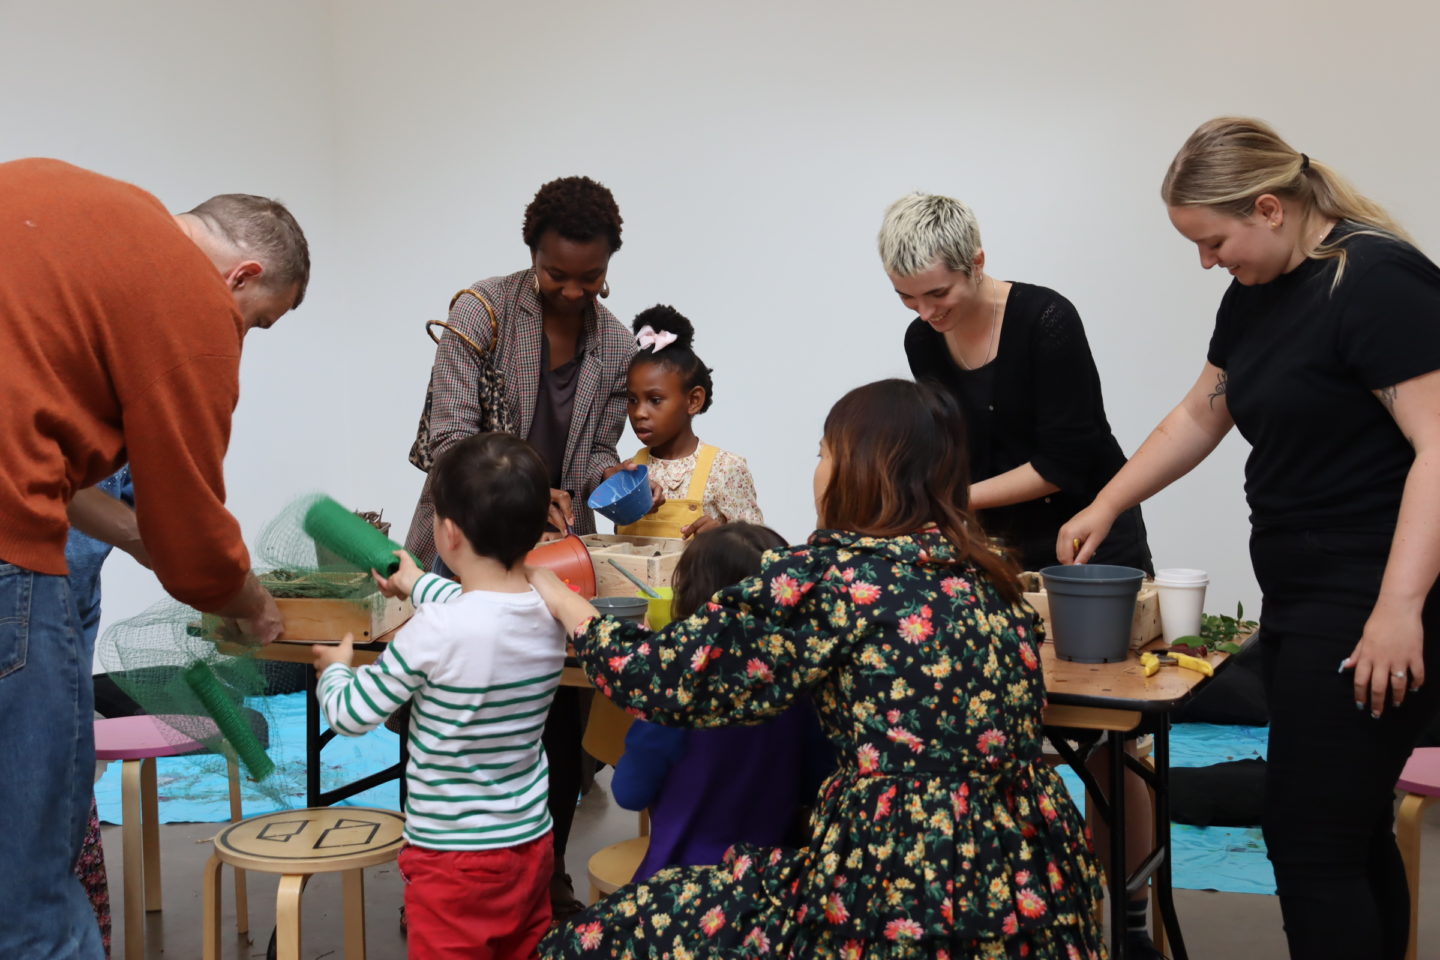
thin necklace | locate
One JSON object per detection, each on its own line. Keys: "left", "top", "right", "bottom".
{"left": 954, "top": 276, "right": 1001, "bottom": 371}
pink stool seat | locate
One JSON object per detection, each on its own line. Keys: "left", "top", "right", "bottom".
{"left": 1398, "top": 747, "right": 1440, "bottom": 797}
{"left": 95, "top": 715, "right": 209, "bottom": 760}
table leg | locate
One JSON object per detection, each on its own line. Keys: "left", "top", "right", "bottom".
{"left": 276, "top": 874, "right": 306, "bottom": 960}
{"left": 306, "top": 666, "right": 321, "bottom": 807}
{"left": 343, "top": 868, "right": 367, "bottom": 960}
{"left": 202, "top": 854, "right": 223, "bottom": 960}
{"left": 1108, "top": 730, "right": 1128, "bottom": 960}
{"left": 121, "top": 759, "right": 144, "bottom": 960}
{"left": 141, "top": 756, "right": 162, "bottom": 912}
{"left": 1151, "top": 717, "right": 1188, "bottom": 960}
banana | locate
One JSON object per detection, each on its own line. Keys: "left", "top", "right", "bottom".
{"left": 1139, "top": 652, "right": 1160, "bottom": 677}
{"left": 1170, "top": 652, "right": 1215, "bottom": 677}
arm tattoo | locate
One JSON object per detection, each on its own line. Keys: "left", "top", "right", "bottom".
{"left": 1376, "top": 384, "right": 1398, "bottom": 413}
{"left": 1207, "top": 370, "right": 1229, "bottom": 410}
{"left": 1373, "top": 384, "right": 1412, "bottom": 445}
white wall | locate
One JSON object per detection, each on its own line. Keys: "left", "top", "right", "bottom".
{"left": 5, "top": 0, "right": 1439, "bottom": 636}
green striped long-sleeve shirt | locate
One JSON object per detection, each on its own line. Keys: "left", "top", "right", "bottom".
{"left": 317, "top": 572, "right": 566, "bottom": 850}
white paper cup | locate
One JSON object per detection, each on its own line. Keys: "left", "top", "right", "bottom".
{"left": 1154, "top": 568, "right": 1209, "bottom": 644}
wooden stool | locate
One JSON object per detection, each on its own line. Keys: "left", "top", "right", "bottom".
{"left": 579, "top": 696, "right": 651, "bottom": 903}
{"left": 1397, "top": 747, "right": 1440, "bottom": 960}
{"left": 95, "top": 715, "right": 248, "bottom": 960}
{"left": 203, "top": 807, "right": 404, "bottom": 960}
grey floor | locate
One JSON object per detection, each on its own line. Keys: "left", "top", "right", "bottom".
{"left": 105, "top": 768, "right": 1440, "bottom": 959}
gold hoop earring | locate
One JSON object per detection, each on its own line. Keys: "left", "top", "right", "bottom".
{"left": 532, "top": 273, "right": 541, "bottom": 295}
{"left": 600, "top": 281, "right": 610, "bottom": 299}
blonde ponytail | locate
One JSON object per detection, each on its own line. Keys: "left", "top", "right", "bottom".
{"left": 1162, "top": 117, "right": 1413, "bottom": 287}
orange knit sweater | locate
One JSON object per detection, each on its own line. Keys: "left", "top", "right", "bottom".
{"left": 0, "top": 159, "right": 251, "bottom": 610}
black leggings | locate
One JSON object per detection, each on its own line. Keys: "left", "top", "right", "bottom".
{"left": 1261, "top": 628, "right": 1440, "bottom": 959}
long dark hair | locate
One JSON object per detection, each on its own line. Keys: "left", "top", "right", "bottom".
{"left": 818, "top": 379, "right": 1021, "bottom": 602}
{"left": 671, "top": 522, "right": 787, "bottom": 620}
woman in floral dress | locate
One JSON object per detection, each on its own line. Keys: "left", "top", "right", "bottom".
{"left": 531, "top": 379, "right": 1104, "bottom": 959}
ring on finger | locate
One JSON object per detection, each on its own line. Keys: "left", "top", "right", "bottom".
{"left": 1392, "top": 670, "right": 1409, "bottom": 679}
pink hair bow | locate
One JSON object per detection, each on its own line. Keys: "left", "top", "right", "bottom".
{"left": 635, "top": 325, "right": 677, "bottom": 353}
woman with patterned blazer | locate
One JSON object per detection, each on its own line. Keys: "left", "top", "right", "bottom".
{"left": 406, "top": 175, "right": 638, "bottom": 920}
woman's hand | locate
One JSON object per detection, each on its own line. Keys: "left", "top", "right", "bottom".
{"left": 681, "top": 515, "right": 722, "bottom": 539}
{"left": 372, "top": 550, "right": 423, "bottom": 599}
{"left": 1342, "top": 598, "right": 1425, "bottom": 717}
{"left": 1057, "top": 501, "right": 1119, "bottom": 564}
{"left": 547, "top": 488, "right": 575, "bottom": 533}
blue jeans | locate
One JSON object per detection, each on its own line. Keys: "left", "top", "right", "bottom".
{"left": 0, "top": 563, "right": 104, "bottom": 958}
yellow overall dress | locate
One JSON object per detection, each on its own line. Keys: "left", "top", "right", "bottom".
{"left": 615, "top": 443, "right": 720, "bottom": 539}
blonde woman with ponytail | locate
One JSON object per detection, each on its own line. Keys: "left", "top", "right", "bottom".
{"left": 1061, "top": 117, "right": 1440, "bottom": 960}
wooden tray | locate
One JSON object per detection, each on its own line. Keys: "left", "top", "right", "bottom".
{"left": 581, "top": 533, "right": 688, "bottom": 597}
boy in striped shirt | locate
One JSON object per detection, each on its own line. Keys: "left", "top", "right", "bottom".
{"left": 313, "top": 432, "right": 566, "bottom": 958}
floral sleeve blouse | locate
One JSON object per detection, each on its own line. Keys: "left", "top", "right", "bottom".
{"left": 571, "top": 528, "right": 1102, "bottom": 950}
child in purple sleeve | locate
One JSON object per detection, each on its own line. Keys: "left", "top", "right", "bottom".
{"left": 610, "top": 523, "right": 833, "bottom": 881}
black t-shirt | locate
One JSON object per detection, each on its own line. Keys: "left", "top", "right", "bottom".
{"left": 904, "top": 282, "right": 1150, "bottom": 572}
{"left": 1208, "top": 226, "right": 1440, "bottom": 536}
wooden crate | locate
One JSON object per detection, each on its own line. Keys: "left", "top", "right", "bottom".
{"left": 204, "top": 593, "right": 413, "bottom": 646}
{"left": 1019, "top": 571, "right": 1161, "bottom": 650}
{"left": 581, "top": 533, "right": 688, "bottom": 597}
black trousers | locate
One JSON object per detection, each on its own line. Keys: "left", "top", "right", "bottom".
{"left": 1253, "top": 523, "right": 1440, "bottom": 960}
{"left": 543, "top": 686, "right": 584, "bottom": 867}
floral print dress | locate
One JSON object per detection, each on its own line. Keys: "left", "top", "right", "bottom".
{"left": 541, "top": 529, "right": 1104, "bottom": 959}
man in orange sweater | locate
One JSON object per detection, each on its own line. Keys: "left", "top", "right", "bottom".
{"left": 0, "top": 158, "right": 310, "bottom": 959}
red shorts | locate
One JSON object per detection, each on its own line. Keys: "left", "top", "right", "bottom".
{"left": 397, "top": 833, "right": 554, "bottom": 960}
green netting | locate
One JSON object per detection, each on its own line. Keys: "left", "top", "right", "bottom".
{"left": 95, "top": 597, "right": 296, "bottom": 806}
{"left": 95, "top": 494, "right": 403, "bottom": 807}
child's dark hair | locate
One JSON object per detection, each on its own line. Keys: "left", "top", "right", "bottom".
{"left": 630, "top": 304, "right": 715, "bottom": 413}
{"left": 819, "top": 379, "right": 1022, "bottom": 602}
{"left": 671, "top": 522, "right": 787, "bottom": 619}
{"left": 522, "top": 176, "right": 623, "bottom": 253}
{"left": 429, "top": 433, "right": 550, "bottom": 569}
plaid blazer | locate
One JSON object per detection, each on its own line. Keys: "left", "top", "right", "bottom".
{"left": 406, "top": 268, "right": 636, "bottom": 562}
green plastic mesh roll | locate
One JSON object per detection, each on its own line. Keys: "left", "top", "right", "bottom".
{"left": 303, "top": 495, "right": 408, "bottom": 577}
{"left": 183, "top": 661, "right": 275, "bottom": 780}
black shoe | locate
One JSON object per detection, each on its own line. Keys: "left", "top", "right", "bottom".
{"left": 550, "top": 871, "right": 584, "bottom": 925}
{"left": 1127, "top": 931, "right": 1170, "bottom": 960}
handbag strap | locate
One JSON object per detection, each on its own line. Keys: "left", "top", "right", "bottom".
{"left": 425, "top": 288, "right": 500, "bottom": 357}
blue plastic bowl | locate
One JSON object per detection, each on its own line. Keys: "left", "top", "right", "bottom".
{"left": 587, "top": 464, "right": 653, "bottom": 525}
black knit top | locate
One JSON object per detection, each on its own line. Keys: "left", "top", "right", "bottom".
{"left": 904, "top": 281, "right": 1151, "bottom": 572}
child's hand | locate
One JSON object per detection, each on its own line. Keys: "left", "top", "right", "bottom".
{"left": 372, "top": 550, "right": 422, "bottom": 599}
{"left": 312, "top": 633, "right": 355, "bottom": 676}
{"left": 681, "top": 515, "right": 722, "bottom": 539}
{"left": 525, "top": 565, "right": 567, "bottom": 594}
{"left": 526, "top": 566, "right": 600, "bottom": 633}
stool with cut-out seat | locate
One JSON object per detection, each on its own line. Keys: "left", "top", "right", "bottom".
{"left": 1397, "top": 747, "right": 1440, "bottom": 960}
{"left": 203, "top": 806, "right": 404, "bottom": 960}
{"left": 94, "top": 715, "right": 248, "bottom": 960}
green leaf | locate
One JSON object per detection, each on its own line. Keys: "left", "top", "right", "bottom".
{"left": 1216, "top": 641, "right": 1242, "bottom": 655}
{"left": 1236, "top": 601, "right": 1244, "bottom": 620}
{"left": 1170, "top": 636, "right": 1204, "bottom": 648}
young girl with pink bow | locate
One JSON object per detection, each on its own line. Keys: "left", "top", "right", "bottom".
{"left": 607, "top": 304, "right": 764, "bottom": 539}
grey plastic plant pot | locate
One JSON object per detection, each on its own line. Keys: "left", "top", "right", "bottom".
{"left": 1039, "top": 564, "right": 1146, "bottom": 663}
{"left": 591, "top": 596, "right": 651, "bottom": 624}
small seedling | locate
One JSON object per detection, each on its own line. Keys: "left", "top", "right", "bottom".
{"left": 1168, "top": 601, "right": 1256, "bottom": 657}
